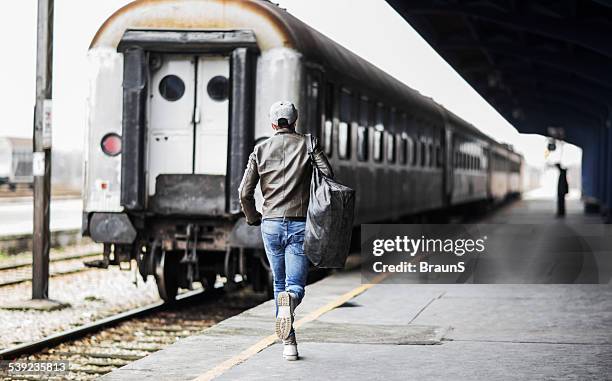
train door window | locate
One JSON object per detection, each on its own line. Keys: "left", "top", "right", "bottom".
{"left": 323, "top": 82, "right": 334, "bottom": 156}
{"left": 357, "top": 96, "right": 371, "bottom": 162}
{"left": 338, "top": 88, "right": 352, "bottom": 159}
{"left": 386, "top": 133, "right": 395, "bottom": 163}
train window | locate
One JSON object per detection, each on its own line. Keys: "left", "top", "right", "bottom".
{"left": 338, "top": 122, "right": 350, "bottom": 159}
{"left": 420, "top": 139, "right": 426, "bottom": 167}
{"left": 339, "top": 89, "right": 352, "bottom": 159}
{"left": 159, "top": 75, "right": 185, "bottom": 101}
{"left": 399, "top": 133, "right": 408, "bottom": 164}
{"left": 357, "top": 126, "right": 368, "bottom": 161}
{"left": 428, "top": 141, "right": 434, "bottom": 167}
{"left": 410, "top": 136, "right": 417, "bottom": 166}
{"left": 306, "top": 73, "right": 322, "bottom": 134}
{"left": 207, "top": 75, "right": 229, "bottom": 101}
{"left": 373, "top": 129, "right": 384, "bottom": 162}
{"left": 387, "top": 133, "right": 395, "bottom": 163}
{"left": 435, "top": 144, "right": 443, "bottom": 168}
{"left": 323, "top": 120, "right": 333, "bottom": 156}
{"left": 324, "top": 83, "right": 334, "bottom": 156}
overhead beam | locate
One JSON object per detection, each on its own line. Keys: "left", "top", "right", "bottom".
{"left": 438, "top": 41, "right": 612, "bottom": 88}
{"left": 482, "top": 87, "right": 608, "bottom": 126}
{"left": 463, "top": 68, "right": 612, "bottom": 102}
{"left": 469, "top": 76, "right": 612, "bottom": 120}
{"left": 494, "top": 99, "right": 603, "bottom": 129}
{"left": 390, "top": 0, "right": 612, "bottom": 58}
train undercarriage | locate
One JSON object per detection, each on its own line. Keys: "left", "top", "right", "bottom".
{"left": 86, "top": 217, "right": 272, "bottom": 301}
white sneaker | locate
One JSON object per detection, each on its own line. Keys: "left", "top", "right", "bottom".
{"left": 275, "top": 291, "right": 295, "bottom": 340}
{"left": 282, "top": 334, "right": 299, "bottom": 361}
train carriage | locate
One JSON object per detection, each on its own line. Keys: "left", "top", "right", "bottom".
{"left": 83, "top": 0, "right": 522, "bottom": 300}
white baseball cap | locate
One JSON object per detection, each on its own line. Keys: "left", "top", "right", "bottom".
{"left": 269, "top": 101, "right": 298, "bottom": 127}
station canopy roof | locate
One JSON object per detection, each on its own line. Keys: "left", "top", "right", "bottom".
{"left": 386, "top": 0, "right": 612, "bottom": 144}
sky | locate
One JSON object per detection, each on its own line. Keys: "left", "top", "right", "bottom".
{"left": 0, "top": 0, "right": 581, "bottom": 167}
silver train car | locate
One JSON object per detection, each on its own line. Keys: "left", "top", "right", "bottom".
{"left": 82, "top": 0, "right": 522, "bottom": 300}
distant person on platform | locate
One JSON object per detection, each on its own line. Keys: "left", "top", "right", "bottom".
{"left": 556, "top": 163, "right": 568, "bottom": 217}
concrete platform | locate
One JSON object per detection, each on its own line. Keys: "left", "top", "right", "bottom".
{"left": 102, "top": 198, "right": 612, "bottom": 380}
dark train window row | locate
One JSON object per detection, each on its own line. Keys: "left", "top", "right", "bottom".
{"left": 313, "top": 78, "right": 442, "bottom": 169}
{"left": 490, "top": 152, "right": 521, "bottom": 173}
{"left": 453, "top": 150, "right": 483, "bottom": 171}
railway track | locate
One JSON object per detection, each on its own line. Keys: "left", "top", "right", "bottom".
{"left": 0, "top": 287, "right": 267, "bottom": 380}
{"left": 0, "top": 249, "right": 102, "bottom": 287}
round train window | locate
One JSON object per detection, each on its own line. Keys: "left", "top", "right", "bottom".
{"left": 159, "top": 75, "right": 185, "bottom": 101}
{"left": 207, "top": 75, "right": 229, "bottom": 101}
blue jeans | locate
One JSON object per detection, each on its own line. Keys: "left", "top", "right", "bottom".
{"left": 261, "top": 218, "right": 309, "bottom": 316}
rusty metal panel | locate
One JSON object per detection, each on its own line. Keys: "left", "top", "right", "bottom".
{"left": 117, "top": 29, "right": 258, "bottom": 53}
{"left": 149, "top": 174, "right": 226, "bottom": 216}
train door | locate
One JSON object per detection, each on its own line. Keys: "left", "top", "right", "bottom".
{"left": 148, "top": 55, "right": 196, "bottom": 195}
{"left": 146, "top": 55, "right": 230, "bottom": 196}
{"left": 194, "top": 57, "right": 230, "bottom": 175}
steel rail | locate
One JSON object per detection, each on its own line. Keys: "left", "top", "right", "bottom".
{"left": 0, "top": 288, "right": 222, "bottom": 359}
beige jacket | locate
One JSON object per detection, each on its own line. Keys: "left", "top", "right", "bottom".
{"left": 238, "top": 128, "right": 334, "bottom": 224}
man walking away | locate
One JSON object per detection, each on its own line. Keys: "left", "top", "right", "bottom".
{"left": 238, "top": 101, "right": 333, "bottom": 360}
{"left": 556, "top": 163, "right": 568, "bottom": 217}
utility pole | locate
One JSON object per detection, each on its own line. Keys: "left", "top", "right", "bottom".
{"left": 32, "top": 0, "right": 54, "bottom": 300}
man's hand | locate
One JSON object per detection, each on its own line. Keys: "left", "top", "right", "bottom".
{"left": 247, "top": 212, "right": 263, "bottom": 226}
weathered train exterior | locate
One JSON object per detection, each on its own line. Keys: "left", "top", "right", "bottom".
{"left": 82, "top": 0, "right": 522, "bottom": 300}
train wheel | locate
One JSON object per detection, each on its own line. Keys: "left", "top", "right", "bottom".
{"left": 202, "top": 271, "right": 218, "bottom": 290}
{"left": 154, "top": 248, "right": 179, "bottom": 302}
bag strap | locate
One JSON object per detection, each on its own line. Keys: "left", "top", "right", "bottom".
{"left": 306, "top": 133, "right": 314, "bottom": 155}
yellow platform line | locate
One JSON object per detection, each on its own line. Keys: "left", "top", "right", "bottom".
{"left": 193, "top": 273, "right": 387, "bottom": 381}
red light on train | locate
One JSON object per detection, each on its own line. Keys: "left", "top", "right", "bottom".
{"left": 101, "top": 133, "right": 122, "bottom": 156}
